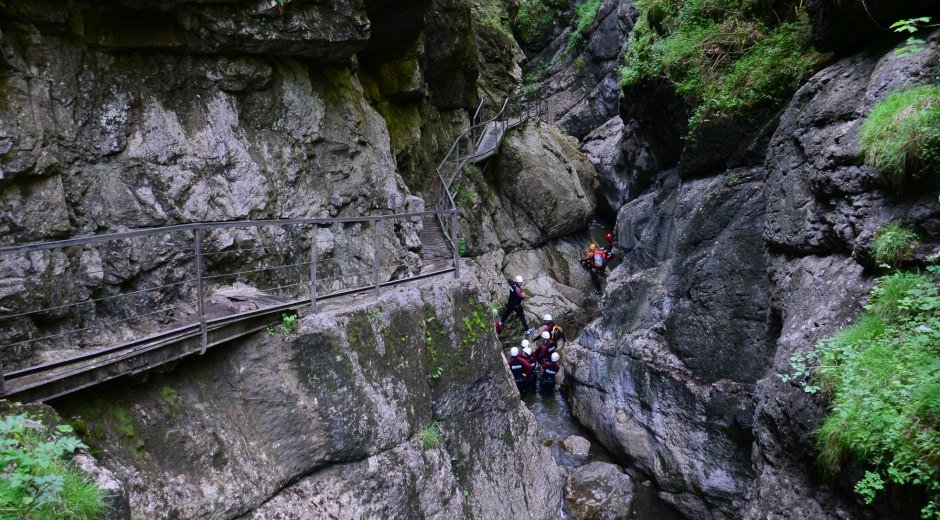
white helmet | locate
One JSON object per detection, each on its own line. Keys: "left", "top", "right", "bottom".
{"left": 541, "top": 331, "right": 551, "bottom": 340}
{"left": 510, "top": 347, "right": 519, "bottom": 357}
{"left": 543, "top": 314, "right": 552, "bottom": 322}
{"left": 523, "top": 347, "right": 532, "bottom": 356}
{"left": 514, "top": 275, "right": 524, "bottom": 284}
{"left": 551, "top": 352, "right": 560, "bottom": 362}
{"left": 521, "top": 339, "right": 530, "bottom": 349}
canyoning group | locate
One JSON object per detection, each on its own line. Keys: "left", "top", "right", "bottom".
{"left": 507, "top": 314, "right": 566, "bottom": 398}
{"left": 493, "top": 273, "right": 571, "bottom": 398}
{"left": 493, "top": 232, "right": 617, "bottom": 397}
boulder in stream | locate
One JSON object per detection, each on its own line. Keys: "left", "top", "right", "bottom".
{"left": 562, "top": 435, "right": 592, "bottom": 457}
{"left": 564, "top": 461, "right": 636, "bottom": 520}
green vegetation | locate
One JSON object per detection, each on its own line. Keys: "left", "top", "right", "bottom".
{"left": 109, "top": 408, "right": 134, "bottom": 440}
{"left": 267, "top": 312, "right": 299, "bottom": 336}
{"left": 460, "top": 302, "right": 490, "bottom": 347}
{"left": 422, "top": 313, "right": 447, "bottom": 385}
{"left": 0, "top": 414, "right": 107, "bottom": 519}
{"left": 892, "top": 17, "right": 933, "bottom": 57}
{"left": 566, "top": 0, "right": 602, "bottom": 53}
{"left": 783, "top": 269, "right": 939, "bottom": 517}
{"left": 871, "top": 223, "right": 919, "bottom": 268}
{"left": 620, "top": 0, "right": 816, "bottom": 129}
{"left": 160, "top": 387, "right": 183, "bottom": 419}
{"left": 420, "top": 423, "right": 441, "bottom": 450}
{"left": 452, "top": 182, "right": 474, "bottom": 207}
{"left": 478, "top": 0, "right": 513, "bottom": 39}
{"left": 523, "top": 61, "right": 551, "bottom": 94}
{"left": 457, "top": 238, "right": 468, "bottom": 258}
{"left": 858, "top": 86, "right": 940, "bottom": 190}
{"left": 515, "top": 0, "right": 568, "bottom": 43}
{"left": 104, "top": 407, "right": 144, "bottom": 462}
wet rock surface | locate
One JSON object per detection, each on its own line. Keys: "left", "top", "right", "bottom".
{"left": 527, "top": 0, "right": 636, "bottom": 139}
{"left": 53, "top": 274, "right": 562, "bottom": 519}
{"left": 563, "top": 435, "right": 592, "bottom": 456}
{"left": 564, "top": 461, "right": 636, "bottom": 520}
{"left": 565, "top": 21, "right": 940, "bottom": 520}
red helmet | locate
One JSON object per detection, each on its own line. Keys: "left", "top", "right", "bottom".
{"left": 605, "top": 233, "right": 613, "bottom": 241}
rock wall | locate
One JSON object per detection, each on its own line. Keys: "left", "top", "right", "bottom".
{"left": 0, "top": 0, "right": 533, "bottom": 370}
{"left": 564, "top": 22, "right": 940, "bottom": 520}
{"left": 0, "top": 2, "right": 610, "bottom": 518}
{"left": 53, "top": 274, "right": 562, "bottom": 519}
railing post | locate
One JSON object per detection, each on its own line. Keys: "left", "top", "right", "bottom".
{"left": 194, "top": 229, "right": 208, "bottom": 355}
{"left": 0, "top": 358, "right": 5, "bottom": 395}
{"left": 310, "top": 225, "right": 318, "bottom": 313}
{"left": 450, "top": 209, "right": 459, "bottom": 279}
{"left": 374, "top": 219, "right": 381, "bottom": 297}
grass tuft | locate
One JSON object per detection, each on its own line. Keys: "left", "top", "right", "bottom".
{"left": 420, "top": 423, "right": 441, "bottom": 450}
{"left": 859, "top": 85, "right": 940, "bottom": 190}
{"left": 871, "top": 223, "right": 919, "bottom": 269}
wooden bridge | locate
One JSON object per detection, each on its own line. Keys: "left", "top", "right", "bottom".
{"left": 0, "top": 91, "right": 541, "bottom": 403}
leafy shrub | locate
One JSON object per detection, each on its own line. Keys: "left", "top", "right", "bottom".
{"left": 268, "top": 312, "right": 298, "bottom": 336}
{"left": 808, "top": 270, "right": 939, "bottom": 517}
{"left": 566, "top": 0, "right": 602, "bottom": 53}
{"left": 620, "top": 0, "right": 816, "bottom": 129}
{"left": 892, "top": 17, "right": 933, "bottom": 57}
{"left": 871, "top": 223, "right": 919, "bottom": 268}
{"left": 515, "top": 0, "right": 569, "bottom": 43}
{"left": 858, "top": 86, "right": 940, "bottom": 190}
{"left": 420, "top": 423, "right": 441, "bottom": 450}
{"left": 0, "top": 414, "right": 107, "bottom": 519}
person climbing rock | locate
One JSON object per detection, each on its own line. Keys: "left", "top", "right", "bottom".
{"left": 539, "top": 352, "right": 561, "bottom": 396}
{"left": 604, "top": 233, "right": 617, "bottom": 261}
{"left": 579, "top": 244, "right": 607, "bottom": 293}
{"left": 539, "top": 314, "right": 566, "bottom": 345}
{"left": 495, "top": 275, "right": 534, "bottom": 336}
{"left": 536, "top": 330, "right": 557, "bottom": 365}
{"left": 508, "top": 346, "right": 532, "bottom": 397}
{"left": 521, "top": 343, "right": 538, "bottom": 392}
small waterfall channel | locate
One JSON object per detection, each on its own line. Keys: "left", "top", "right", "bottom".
{"left": 515, "top": 218, "right": 686, "bottom": 519}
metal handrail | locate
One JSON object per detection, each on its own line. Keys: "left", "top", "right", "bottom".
{"left": 0, "top": 86, "right": 545, "bottom": 396}
{"left": 433, "top": 88, "right": 542, "bottom": 204}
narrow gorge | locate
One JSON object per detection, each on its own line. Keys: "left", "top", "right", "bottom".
{"left": 0, "top": 0, "right": 937, "bottom": 519}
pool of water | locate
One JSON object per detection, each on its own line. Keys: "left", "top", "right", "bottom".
{"left": 523, "top": 384, "right": 686, "bottom": 520}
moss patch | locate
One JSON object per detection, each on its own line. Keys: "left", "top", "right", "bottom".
{"left": 160, "top": 385, "right": 184, "bottom": 419}
{"left": 620, "top": 0, "right": 817, "bottom": 129}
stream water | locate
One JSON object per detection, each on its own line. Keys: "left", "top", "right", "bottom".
{"left": 523, "top": 387, "right": 686, "bottom": 519}
{"left": 516, "top": 218, "right": 685, "bottom": 519}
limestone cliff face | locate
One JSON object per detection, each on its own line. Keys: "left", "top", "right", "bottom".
{"left": 554, "top": 10, "right": 940, "bottom": 520}
{"left": 0, "top": 0, "right": 488, "bottom": 369}
{"left": 1, "top": 1, "right": 599, "bottom": 518}
{"left": 53, "top": 275, "right": 562, "bottom": 519}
